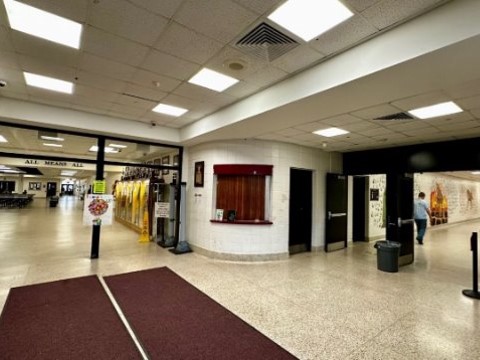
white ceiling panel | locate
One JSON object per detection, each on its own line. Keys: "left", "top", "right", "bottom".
{"left": 445, "top": 77, "right": 480, "bottom": 99}
{"left": 82, "top": 27, "right": 150, "bottom": 67}
{"left": 224, "top": 81, "right": 258, "bottom": 98}
{"left": 244, "top": 66, "right": 288, "bottom": 88}
{"left": 346, "top": 0, "right": 383, "bottom": 12}
{"left": 231, "top": 0, "right": 281, "bottom": 15}
{"left": 88, "top": 0, "right": 168, "bottom": 46}
{"left": 74, "top": 84, "right": 119, "bottom": 103}
{"left": 140, "top": 49, "right": 200, "bottom": 81}
{"left": 310, "top": 14, "right": 378, "bottom": 56}
{"left": 390, "top": 90, "right": 451, "bottom": 111}
{"left": 115, "top": 93, "right": 157, "bottom": 111}
{"left": 154, "top": 22, "right": 225, "bottom": 64}
{"left": 173, "top": 82, "right": 237, "bottom": 106}
{"left": 79, "top": 53, "right": 137, "bottom": 81}
{"left": 127, "top": 0, "right": 183, "bottom": 19}
{"left": 456, "top": 95, "right": 480, "bottom": 111}
{"left": 74, "top": 70, "right": 126, "bottom": 93}
{"left": 361, "top": 0, "right": 448, "bottom": 30}
{"left": 322, "top": 114, "right": 365, "bottom": 126}
{"left": 18, "top": 54, "right": 76, "bottom": 80}
{"left": 351, "top": 104, "right": 404, "bottom": 120}
{"left": 174, "top": 0, "right": 258, "bottom": 43}
{"left": 130, "top": 69, "right": 181, "bottom": 93}
{"left": 122, "top": 84, "right": 167, "bottom": 104}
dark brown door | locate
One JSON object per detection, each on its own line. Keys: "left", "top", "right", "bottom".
{"left": 289, "top": 169, "right": 312, "bottom": 254}
{"left": 386, "top": 172, "right": 414, "bottom": 266}
{"left": 46, "top": 182, "right": 57, "bottom": 197}
{"left": 325, "top": 173, "right": 348, "bottom": 252}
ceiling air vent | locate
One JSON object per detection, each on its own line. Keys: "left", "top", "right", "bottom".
{"left": 373, "top": 112, "right": 415, "bottom": 120}
{"left": 235, "top": 22, "right": 299, "bottom": 62}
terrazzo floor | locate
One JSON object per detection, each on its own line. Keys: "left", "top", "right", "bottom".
{"left": 1, "top": 196, "right": 479, "bottom": 359}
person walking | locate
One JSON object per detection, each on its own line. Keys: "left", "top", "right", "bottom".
{"left": 414, "top": 192, "right": 431, "bottom": 245}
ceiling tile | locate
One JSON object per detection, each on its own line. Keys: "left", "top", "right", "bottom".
{"left": 361, "top": 0, "right": 445, "bottom": 30}
{"left": 356, "top": 126, "right": 392, "bottom": 137}
{"left": 205, "top": 45, "right": 267, "bottom": 80}
{"left": 456, "top": 95, "right": 480, "bottom": 111}
{"left": 108, "top": 103, "right": 147, "bottom": 117}
{"left": 88, "top": 0, "right": 168, "bottom": 46}
{"left": 82, "top": 26, "right": 150, "bottom": 67}
{"left": 275, "top": 128, "right": 304, "bottom": 137}
{"left": 345, "top": 120, "right": 384, "bottom": 132}
{"left": 159, "top": 93, "right": 202, "bottom": 111}
{"left": 130, "top": 69, "right": 181, "bottom": 93}
{"left": 244, "top": 65, "right": 288, "bottom": 88}
{"left": 154, "top": 22, "right": 225, "bottom": 64}
{"left": 79, "top": 53, "right": 137, "bottom": 81}
{"left": 173, "top": 82, "right": 237, "bottom": 106}
{"left": 141, "top": 49, "right": 200, "bottom": 81}
{"left": 310, "top": 15, "right": 378, "bottom": 56}
{"left": 390, "top": 91, "right": 450, "bottom": 111}
{"left": 18, "top": 54, "right": 76, "bottom": 80}
{"left": 174, "top": 0, "right": 258, "bottom": 43}
{"left": 115, "top": 93, "right": 157, "bottom": 111}
{"left": 345, "top": 0, "right": 383, "bottom": 12}
{"left": 351, "top": 103, "right": 404, "bottom": 120}
{"left": 11, "top": 32, "right": 80, "bottom": 68}
{"left": 21, "top": 0, "right": 89, "bottom": 23}
{"left": 127, "top": 0, "right": 183, "bottom": 19}
{"left": 75, "top": 70, "right": 126, "bottom": 93}
{"left": 273, "top": 46, "right": 325, "bottom": 74}
{"left": 231, "top": 0, "right": 281, "bottom": 15}
{"left": 294, "top": 122, "right": 325, "bottom": 132}
{"left": 0, "top": 89, "right": 28, "bottom": 101}
{"left": 122, "top": 84, "right": 167, "bottom": 104}
{"left": 0, "top": 55, "right": 21, "bottom": 73}
{"left": 74, "top": 84, "right": 119, "bottom": 103}
{"left": 70, "top": 96, "right": 114, "bottom": 112}
{"left": 322, "top": 114, "right": 364, "bottom": 126}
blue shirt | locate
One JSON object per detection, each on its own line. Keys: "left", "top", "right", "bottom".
{"left": 414, "top": 198, "right": 429, "bottom": 220}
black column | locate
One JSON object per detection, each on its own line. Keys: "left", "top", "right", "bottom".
{"left": 90, "top": 137, "right": 105, "bottom": 259}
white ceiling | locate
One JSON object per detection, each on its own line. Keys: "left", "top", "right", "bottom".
{"left": 1, "top": 0, "right": 480, "bottom": 157}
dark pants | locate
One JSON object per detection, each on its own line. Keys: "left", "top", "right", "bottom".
{"left": 415, "top": 219, "right": 427, "bottom": 242}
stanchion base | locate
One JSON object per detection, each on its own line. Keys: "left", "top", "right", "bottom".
{"left": 462, "top": 289, "right": 480, "bottom": 299}
{"left": 156, "top": 237, "right": 175, "bottom": 248}
{"left": 169, "top": 241, "right": 192, "bottom": 255}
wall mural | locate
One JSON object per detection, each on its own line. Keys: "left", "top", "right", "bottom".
{"left": 369, "top": 175, "right": 386, "bottom": 238}
{"left": 414, "top": 173, "right": 480, "bottom": 226}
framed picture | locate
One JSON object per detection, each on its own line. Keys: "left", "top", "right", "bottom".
{"left": 194, "top": 161, "right": 204, "bottom": 187}
{"left": 173, "top": 154, "right": 179, "bottom": 166}
{"left": 162, "top": 155, "right": 170, "bottom": 175}
{"left": 29, "top": 182, "right": 41, "bottom": 190}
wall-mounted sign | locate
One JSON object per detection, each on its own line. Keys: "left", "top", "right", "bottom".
{"left": 155, "top": 202, "right": 170, "bottom": 218}
{"left": 93, "top": 180, "right": 106, "bottom": 194}
{"left": 370, "top": 188, "right": 379, "bottom": 201}
{"left": 24, "top": 159, "right": 84, "bottom": 167}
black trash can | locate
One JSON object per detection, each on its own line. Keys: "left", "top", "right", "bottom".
{"left": 374, "top": 240, "right": 401, "bottom": 272}
{"left": 49, "top": 196, "right": 59, "bottom": 208}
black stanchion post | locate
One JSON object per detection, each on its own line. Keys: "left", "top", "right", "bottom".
{"left": 90, "top": 137, "right": 105, "bottom": 259}
{"left": 462, "top": 232, "right": 480, "bottom": 299}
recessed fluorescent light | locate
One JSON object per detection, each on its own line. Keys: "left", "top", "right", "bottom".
{"left": 43, "top": 143, "right": 63, "bottom": 147}
{"left": 408, "top": 101, "right": 463, "bottom": 119}
{"left": 1, "top": 169, "right": 23, "bottom": 173}
{"left": 152, "top": 103, "right": 188, "bottom": 117}
{"left": 471, "top": 171, "right": 480, "bottom": 175}
{"left": 268, "top": 0, "right": 353, "bottom": 42}
{"left": 108, "top": 143, "right": 127, "bottom": 149}
{"left": 40, "top": 136, "right": 64, "bottom": 141}
{"left": 313, "top": 127, "right": 349, "bottom": 137}
{"left": 89, "top": 146, "right": 118, "bottom": 153}
{"left": 188, "top": 68, "right": 239, "bottom": 92}
{"left": 24, "top": 72, "right": 74, "bottom": 94}
{"left": 4, "top": 0, "right": 83, "bottom": 49}
{"left": 0, "top": 135, "right": 7, "bottom": 142}
{"left": 61, "top": 170, "right": 77, "bottom": 176}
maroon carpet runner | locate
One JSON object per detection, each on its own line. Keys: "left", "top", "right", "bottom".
{"left": 105, "top": 267, "right": 298, "bottom": 360}
{"left": 0, "top": 275, "right": 142, "bottom": 360}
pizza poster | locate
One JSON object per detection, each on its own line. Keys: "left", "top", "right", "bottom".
{"left": 83, "top": 194, "right": 114, "bottom": 225}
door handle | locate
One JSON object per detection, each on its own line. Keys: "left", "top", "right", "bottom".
{"left": 397, "top": 218, "right": 414, "bottom": 227}
{"left": 328, "top": 211, "right": 347, "bottom": 220}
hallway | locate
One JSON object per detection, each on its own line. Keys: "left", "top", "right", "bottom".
{"left": 1, "top": 197, "right": 479, "bottom": 359}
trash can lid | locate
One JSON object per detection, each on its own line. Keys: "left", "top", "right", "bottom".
{"left": 375, "top": 240, "right": 401, "bottom": 248}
